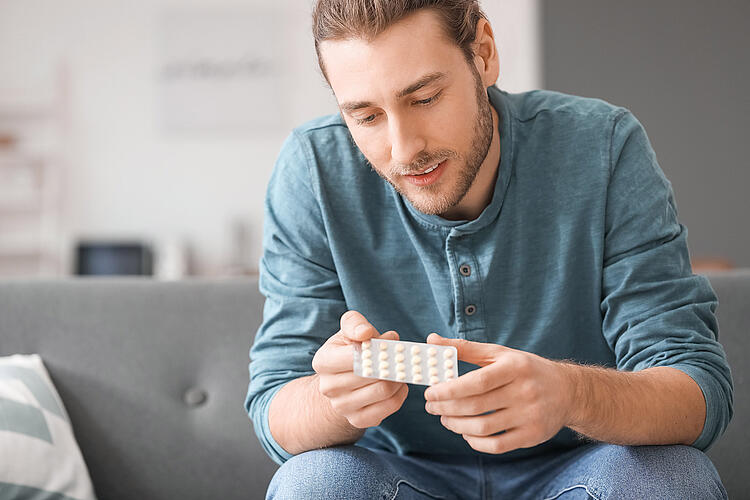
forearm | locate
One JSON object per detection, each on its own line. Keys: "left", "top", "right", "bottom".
{"left": 268, "top": 374, "right": 365, "bottom": 455}
{"left": 562, "top": 363, "right": 705, "bottom": 446}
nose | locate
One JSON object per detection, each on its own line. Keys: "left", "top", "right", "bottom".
{"left": 389, "top": 115, "right": 426, "bottom": 167}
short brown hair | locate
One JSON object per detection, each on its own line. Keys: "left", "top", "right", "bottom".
{"left": 312, "top": 0, "right": 487, "bottom": 79}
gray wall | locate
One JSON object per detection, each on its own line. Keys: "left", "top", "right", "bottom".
{"left": 542, "top": 1, "right": 749, "bottom": 267}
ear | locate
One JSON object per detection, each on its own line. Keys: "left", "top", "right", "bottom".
{"left": 472, "top": 18, "right": 499, "bottom": 88}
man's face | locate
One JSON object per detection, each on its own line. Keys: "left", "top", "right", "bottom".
{"left": 319, "top": 10, "right": 495, "bottom": 217}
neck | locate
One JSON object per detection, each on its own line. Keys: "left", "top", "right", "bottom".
{"left": 440, "top": 106, "right": 501, "bottom": 221}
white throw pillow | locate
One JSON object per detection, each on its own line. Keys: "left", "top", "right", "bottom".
{"left": 0, "top": 354, "right": 97, "bottom": 500}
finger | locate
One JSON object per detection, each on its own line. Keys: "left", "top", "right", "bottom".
{"left": 378, "top": 330, "right": 400, "bottom": 341}
{"left": 425, "top": 385, "right": 509, "bottom": 416}
{"left": 438, "top": 408, "right": 516, "bottom": 437}
{"left": 426, "top": 333, "right": 507, "bottom": 367}
{"left": 340, "top": 310, "right": 379, "bottom": 342}
{"left": 461, "top": 428, "right": 531, "bottom": 455}
{"left": 348, "top": 384, "right": 409, "bottom": 429}
{"left": 313, "top": 340, "right": 355, "bottom": 374}
{"left": 313, "top": 330, "right": 401, "bottom": 375}
{"left": 334, "top": 379, "right": 404, "bottom": 414}
{"left": 424, "top": 361, "right": 515, "bottom": 402}
{"left": 318, "top": 372, "right": 380, "bottom": 397}
{"left": 341, "top": 329, "right": 401, "bottom": 372}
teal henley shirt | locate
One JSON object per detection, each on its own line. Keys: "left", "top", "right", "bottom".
{"left": 245, "top": 86, "right": 733, "bottom": 465}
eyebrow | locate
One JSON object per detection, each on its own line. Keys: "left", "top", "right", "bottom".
{"left": 339, "top": 71, "right": 447, "bottom": 112}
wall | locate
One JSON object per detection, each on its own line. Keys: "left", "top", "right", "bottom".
{"left": 0, "top": 0, "right": 541, "bottom": 275}
{"left": 542, "top": 0, "right": 750, "bottom": 268}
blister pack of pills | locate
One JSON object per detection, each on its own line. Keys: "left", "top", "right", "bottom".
{"left": 353, "top": 338, "right": 458, "bottom": 386}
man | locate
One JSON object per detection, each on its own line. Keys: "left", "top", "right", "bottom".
{"left": 246, "top": 1, "right": 733, "bottom": 498}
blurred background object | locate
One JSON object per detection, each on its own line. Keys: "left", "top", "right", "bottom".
{"left": 154, "top": 236, "right": 189, "bottom": 280}
{"left": 0, "top": 0, "right": 746, "bottom": 278}
{"left": 0, "top": 63, "right": 69, "bottom": 277}
{"left": 75, "top": 241, "right": 153, "bottom": 276}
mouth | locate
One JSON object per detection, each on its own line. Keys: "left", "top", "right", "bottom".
{"left": 412, "top": 162, "right": 441, "bottom": 176}
{"left": 403, "top": 159, "right": 447, "bottom": 186}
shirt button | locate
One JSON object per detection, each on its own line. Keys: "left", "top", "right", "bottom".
{"left": 459, "top": 264, "right": 471, "bottom": 277}
{"left": 465, "top": 304, "right": 477, "bottom": 316}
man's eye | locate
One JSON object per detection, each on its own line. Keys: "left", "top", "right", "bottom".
{"left": 414, "top": 91, "right": 442, "bottom": 106}
{"left": 355, "top": 114, "right": 377, "bottom": 125}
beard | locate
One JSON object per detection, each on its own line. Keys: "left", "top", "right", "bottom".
{"left": 370, "top": 65, "right": 495, "bottom": 217}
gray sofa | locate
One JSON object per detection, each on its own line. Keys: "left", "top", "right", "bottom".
{"left": 1, "top": 271, "right": 747, "bottom": 500}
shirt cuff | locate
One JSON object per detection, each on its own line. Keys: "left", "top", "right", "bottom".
{"left": 668, "top": 363, "right": 727, "bottom": 451}
{"left": 250, "top": 382, "right": 295, "bottom": 465}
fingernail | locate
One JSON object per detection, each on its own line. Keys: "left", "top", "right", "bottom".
{"left": 425, "top": 403, "right": 432, "bottom": 414}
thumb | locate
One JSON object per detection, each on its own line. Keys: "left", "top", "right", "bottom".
{"left": 426, "top": 333, "right": 505, "bottom": 367}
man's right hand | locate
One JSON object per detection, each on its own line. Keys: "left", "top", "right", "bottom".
{"left": 312, "top": 310, "right": 409, "bottom": 429}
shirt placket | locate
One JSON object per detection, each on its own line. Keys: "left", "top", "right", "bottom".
{"left": 446, "top": 229, "right": 486, "bottom": 341}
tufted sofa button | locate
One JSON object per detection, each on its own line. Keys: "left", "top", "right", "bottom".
{"left": 183, "top": 388, "right": 208, "bottom": 407}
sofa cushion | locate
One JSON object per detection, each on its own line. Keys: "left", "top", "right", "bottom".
{"left": 0, "top": 354, "right": 96, "bottom": 500}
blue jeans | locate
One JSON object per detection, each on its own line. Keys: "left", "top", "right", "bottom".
{"left": 267, "top": 443, "right": 727, "bottom": 499}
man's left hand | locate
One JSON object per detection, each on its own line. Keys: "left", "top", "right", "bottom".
{"left": 423, "top": 333, "right": 576, "bottom": 455}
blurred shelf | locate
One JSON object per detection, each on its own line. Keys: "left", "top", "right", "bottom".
{"left": 0, "top": 65, "right": 69, "bottom": 277}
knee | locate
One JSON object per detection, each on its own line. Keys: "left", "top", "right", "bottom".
{"left": 266, "top": 446, "right": 393, "bottom": 500}
{"left": 591, "top": 444, "right": 727, "bottom": 499}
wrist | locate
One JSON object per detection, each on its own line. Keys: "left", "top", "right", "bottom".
{"left": 557, "top": 361, "right": 586, "bottom": 428}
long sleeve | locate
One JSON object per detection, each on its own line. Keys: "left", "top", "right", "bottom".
{"left": 245, "top": 131, "right": 347, "bottom": 464}
{"left": 600, "top": 110, "right": 734, "bottom": 451}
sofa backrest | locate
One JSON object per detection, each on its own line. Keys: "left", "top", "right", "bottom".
{"left": 0, "top": 278, "right": 277, "bottom": 500}
{"left": 702, "top": 270, "right": 749, "bottom": 499}
{"left": 0, "top": 271, "right": 747, "bottom": 499}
